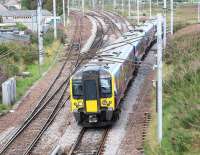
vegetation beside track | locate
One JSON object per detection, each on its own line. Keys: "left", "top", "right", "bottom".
{"left": 0, "top": 29, "right": 65, "bottom": 113}
{"left": 145, "top": 25, "right": 200, "bottom": 155}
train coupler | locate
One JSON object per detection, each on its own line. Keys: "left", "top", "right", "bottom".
{"left": 89, "top": 115, "right": 98, "bottom": 123}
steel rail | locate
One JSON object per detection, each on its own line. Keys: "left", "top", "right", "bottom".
{"left": 105, "top": 10, "right": 129, "bottom": 32}
{"left": 67, "top": 128, "right": 86, "bottom": 155}
{"left": 68, "top": 128, "right": 109, "bottom": 155}
{"left": 97, "top": 128, "right": 109, "bottom": 155}
{"left": 88, "top": 15, "right": 105, "bottom": 50}
{"left": 87, "top": 11, "right": 119, "bottom": 37}
{"left": 97, "top": 11, "right": 123, "bottom": 36}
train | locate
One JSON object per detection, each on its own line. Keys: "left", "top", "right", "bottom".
{"left": 70, "top": 18, "right": 160, "bottom": 127}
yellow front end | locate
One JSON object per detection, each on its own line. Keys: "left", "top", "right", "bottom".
{"left": 86, "top": 100, "right": 98, "bottom": 112}
{"left": 70, "top": 76, "right": 116, "bottom": 112}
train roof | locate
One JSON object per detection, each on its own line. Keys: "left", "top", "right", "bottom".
{"left": 72, "top": 19, "right": 156, "bottom": 79}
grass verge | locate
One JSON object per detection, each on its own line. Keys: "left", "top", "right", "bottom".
{"left": 144, "top": 25, "right": 200, "bottom": 155}
{"left": 15, "top": 40, "right": 63, "bottom": 101}
{"left": 0, "top": 41, "right": 63, "bottom": 113}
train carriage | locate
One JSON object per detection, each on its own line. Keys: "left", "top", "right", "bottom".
{"left": 70, "top": 19, "right": 158, "bottom": 126}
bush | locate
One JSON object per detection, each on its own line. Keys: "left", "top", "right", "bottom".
{"left": 21, "top": 43, "right": 38, "bottom": 65}
{"left": 7, "top": 64, "right": 19, "bottom": 76}
{"left": 22, "top": 50, "right": 38, "bottom": 65}
{"left": 30, "top": 28, "right": 65, "bottom": 46}
{"left": 16, "top": 22, "right": 28, "bottom": 31}
{"left": 45, "top": 28, "right": 65, "bottom": 45}
{"left": 30, "top": 33, "right": 37, "bottom": 44}
{"left": 171, "top": 129, "right": 192, "bottom": 153}
{"left": 0, "top": 42, "right": 38, "bottom": 76}
{"left": 0, "top": 43, "right": 9, "bottom": 55}
{"left": 43, "top": 29, "right": 54, "bottom": 46}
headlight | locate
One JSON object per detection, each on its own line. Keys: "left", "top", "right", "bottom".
{"left": 102, "top": 100, "right": 112, "bottom": 106}
{"left": 102, "top": 100, "right": 108, "bottom": 106}
{"left": 74, "top": 101, "right": 83, "bottom": 108}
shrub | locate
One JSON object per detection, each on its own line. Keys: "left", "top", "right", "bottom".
{"left": 171, "top": 129, "right": 192, "bottom": 153}
{"left": 30, "top": 33, "right": 37, "bottom": 44}
{"left": 43, "top": 29, "right": 54, "bottom": 46}
{"left": 16, "top": 22, "right": 28, "bottom": 31}
{"left": 7, "top": 64, "right": 19, "bottom": 76}
{"left": 22, "top": 44, "right": 38, "bottom": 65}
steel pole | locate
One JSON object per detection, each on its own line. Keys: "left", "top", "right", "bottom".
{"left": 163, "top": 0, "right": 166, "bottom": 48}
{"left": 82, "top": 0, "right": 85, "bottom": 14}
{"left": 157, "top": 13, "right": 163, "bottom": 144}
{"left": 102, "top": 0, "right": 104, "bottom": 11}
{"left": 53, "top": 0, "right": 57, "bottom": 39}
{"left": 92, "top": 0, "right": 95, "bottom": 9}
{"left": 137, "top": 0, "right": 140, "bottom": 24}
{"left": 63, "top": 0, "right": 66, "bottom": 27}
{"left": 122, "top": 0, "right": 124, "bottom": 14}
{"left": 198, "top": 2, "right": 200, "bottom": 23}
{"left": 128, "top": 0, "right": 131, "bottom": 17}
{"left": 37, "top": 0, "right": 44, "bottom": 65}
{"left": 67, "top": 0, "right": 70, "bottom": 16}
{"left": 113, "top": 0, "right": 116, "bottom": 11}
{"left": 150, "top": 0, "right": 152, "bottom": 18}
{"left": 170, "top": 0, "right": 173, "bottom": 35}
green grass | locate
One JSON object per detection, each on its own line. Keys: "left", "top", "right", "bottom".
{"left": 0, "top": 104, "right": 11, "bottom": 114}
{"left": 16, "top": 64, "right": 41, "bottom": 100}
{"left": 16, "top": 41, "right": 63, "bottom": 101}
{"left": 145, "top": 27, "right": 200, "bottom": 155}
{"left": 0, "top": 41, "right": 63, "bottom": 113}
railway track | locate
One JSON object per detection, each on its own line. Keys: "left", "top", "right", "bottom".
{"left": 104, "top": 11, "right": 130, "bottom": 32}
{"left": 68, "top": 128, "right": 109, "bottom": 155}
{"left": 87, "top": 11, "right": 120, "bottom": 38}
{"left": 64, "top": 11, "right": 134, "bottom": 155}
{"left": 0, "top": 12, "right": 85, "bottom": 155}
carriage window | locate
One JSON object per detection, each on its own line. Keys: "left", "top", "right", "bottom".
{"left": 100, "top": 78, "right": 112, "bottom": 98}
{"left": 72, "top": 80, "right": 83, "bottom": 99}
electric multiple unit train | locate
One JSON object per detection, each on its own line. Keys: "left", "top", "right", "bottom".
{"left": 70, "top": 19, "right": 159, "bottom": 126}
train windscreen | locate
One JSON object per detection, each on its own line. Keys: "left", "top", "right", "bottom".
{"left": 72, "top": 80, "right": 83, "bottom": 99}
{"left": 100, "top": 78, "right": 112, "bottom": 98}
{"left": 84, "top": 80, "right": 97, "bottom": 100}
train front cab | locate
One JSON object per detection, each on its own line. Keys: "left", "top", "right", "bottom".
{"left": 70, "top": 69, "right": 116, "bottom": 126}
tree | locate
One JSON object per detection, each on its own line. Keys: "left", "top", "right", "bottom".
{"left": 21, "top": 0, "right": 63, "bottom": 15}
